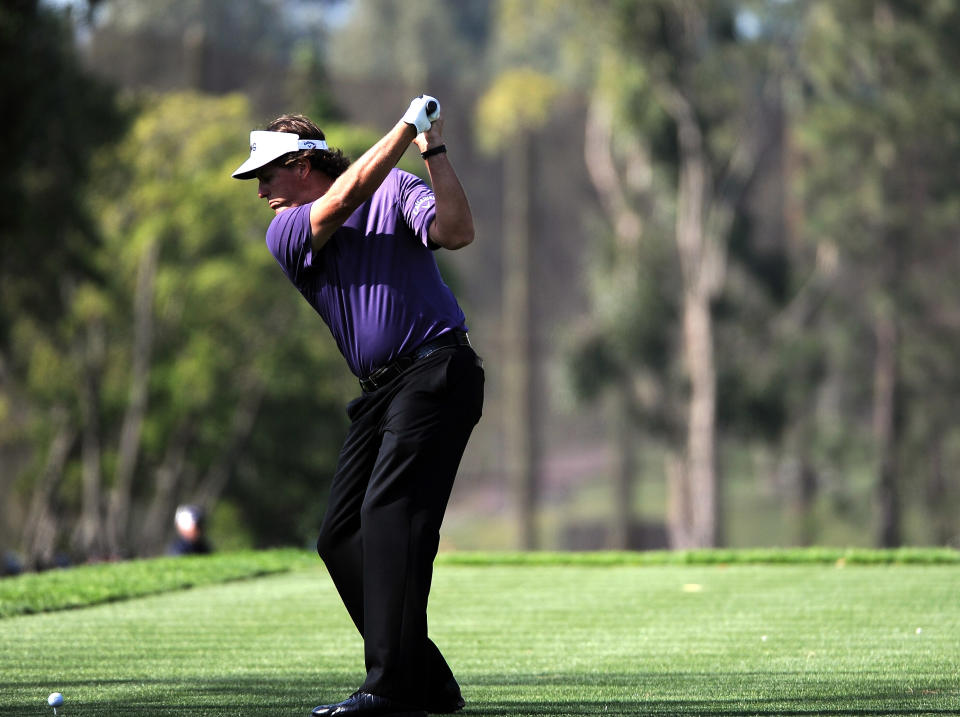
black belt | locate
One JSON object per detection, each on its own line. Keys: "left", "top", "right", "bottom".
{"left": 359, "top": 330, "right": 472, "bottom": 393}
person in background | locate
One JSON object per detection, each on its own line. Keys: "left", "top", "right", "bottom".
{"left": 168, "top": 504, "right": 212, "bottom": 556}
{"left": 1, "top": 550, "right": 23, "bottom": 577}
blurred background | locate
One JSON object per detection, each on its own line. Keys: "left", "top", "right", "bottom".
{"left": 3, "top": 0, "right": 959, "bottom": 571}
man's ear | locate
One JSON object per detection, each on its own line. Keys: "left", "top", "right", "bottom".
{"left": 295, "top": 158, "right": 310, "bottom": 179}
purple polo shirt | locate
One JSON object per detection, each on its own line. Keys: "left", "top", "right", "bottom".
{"left": 265, "top": 168, "right": 468, "bottom": 378}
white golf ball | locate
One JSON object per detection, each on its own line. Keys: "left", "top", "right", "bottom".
{"left": 48, "top": 693, "right": 64, "bottom": 707}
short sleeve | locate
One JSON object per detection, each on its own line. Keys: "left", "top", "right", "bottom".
{"left": 265, "top": 203, "right": 315, "bottom": 284}
{"left": 395, "top": 170, "right": 438, "bottom": 249}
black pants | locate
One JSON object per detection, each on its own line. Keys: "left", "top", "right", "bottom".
{"left": 316, "top": 345, "right": 484, "bottom": 705}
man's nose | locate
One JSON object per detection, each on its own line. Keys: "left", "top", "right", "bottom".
{"left": 257, "top": 181, "right": 268, "bottom": 198}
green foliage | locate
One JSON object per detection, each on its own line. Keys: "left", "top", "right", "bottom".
{"left": 475, "top": 68, "right": 561, "bottom": 150}
{"left": 88, "top": 91, "right": 355, "bottom": 548}
{"left": 560, "top": 0, "right": 784, "bottom": 442}
{"left": 8, "top": 0, "right": 960, "bottom": 559}
{"left": 492, "top": 0, "right": 591, "bottom": 85}
{"left": 0, "top": 1, "right": 127, "bottom": 344}
{"left": 328, "top": 0, "right": 491, "bottom": 88}
{"left": 566, "top": 231, "right": 679, "bottom": 437}
{"left": 548, "top": 0, "right": 960, "bottom": 547}
{"left": 795, "top": 0, "right": 960, "bottom": 533}
{"left": 4, "top": 89, "right": 358, "bottom": 557}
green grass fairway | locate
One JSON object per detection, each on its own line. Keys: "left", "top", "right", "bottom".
{"left": 2, "top": 560, "right": 959, "bottom": 715}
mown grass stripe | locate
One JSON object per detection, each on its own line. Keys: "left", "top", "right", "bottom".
{"left": 2, "top": 546, "right": 957, "bottom": 619}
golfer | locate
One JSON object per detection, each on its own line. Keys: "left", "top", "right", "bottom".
{"left": 233, "top": 95, "right": 483, "bottom": 717}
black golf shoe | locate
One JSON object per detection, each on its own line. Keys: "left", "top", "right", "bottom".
{"left": 311, "top": 691, "right": 426, "bottom": 717}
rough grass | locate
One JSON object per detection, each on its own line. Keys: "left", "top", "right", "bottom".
{"left": 438, "top": 546, "right": 960, "bottom": 567}
{"left": 0, "top": 549, "right": 315, "bottom": 618}
{"left": 1, "top": 550, "right": 959, "bottom": 716}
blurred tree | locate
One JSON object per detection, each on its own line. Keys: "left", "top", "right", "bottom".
{"left": 477, "top": 67, "right": 560, "bottom": 550}
{"left": 97, "top": 91, "right": 361, "bottom": 556}
{"left": 567, "top": 14, "right": 678, "bottom": 550}
{"left": 0, "top": 0, "right": 126, "bottom": 349}
{"left": 556, "top": 0, "right": 785, "bottom": 548}
{"left": 327, "top": 0, "right": 490, "bottom": 90}
{"left": 637, "top": 2, "right": 783, "bottom": 548}
{"left": 9, "top": 91, "right": 359, "bottom": 565}
{"left": 797, "top": 0, "right": 960, "bottom": 547}
{"left": 0, "top": 0, "right": 126, "bottom": 564}
{"left": 82, "top": 0, "right": 342, "bottom": 114}
{"left": 3, "top": 0, "right": 413, "bottom": 564}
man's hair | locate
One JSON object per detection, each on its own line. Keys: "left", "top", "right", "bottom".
{"left": 265, "top": 114, "right": 351, "bottom": 179}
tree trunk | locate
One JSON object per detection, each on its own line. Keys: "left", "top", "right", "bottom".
{"left": 583, "top": 91, "right": 653, "bottom": 551}
{"left": 106, "top": 239, "right": 158, "bottom": 558}
{"left": 610, "top": 387, "right": 636, "bottom": 550}
{"left": 669, "top": 92, "right": 721, "bottom": 549}
{"left": 679, "top": 289, "right": 718, "bottom": 547}
{"left": 502, "top": 129, "right": 541, "bottom": 550}
{"left": 193, "top": 380, "right": 265, "bottom": 507}
{"left": 137, "top": 421, "right": 193, "bottom": 556}
{"left": 666, "top": 453, "right": 691, "bottom": 546}
{"left": 22, "top": 406, "right": 76, "bottom": 570}
{"left": 583, "top": 92, "right": 647, "bottom": 250}
{"left": 925, "top": 430, "right": 952, "bottom": 546}
{"left": 73, "top": 319, "right": 107, "bottom": 560}
{"left": 872, "top": 311, "right": 900, "bottom": 547}
{"left": 794, "top": 459, "right": 818, "bottom": 547}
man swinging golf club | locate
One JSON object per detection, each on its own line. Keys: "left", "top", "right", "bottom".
{"left": 233, "top": 95, "right": 483, "bottom": 716}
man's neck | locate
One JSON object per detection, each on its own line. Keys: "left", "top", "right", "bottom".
{"left": 309, "top": 174, "right": 335, "bottom": 201}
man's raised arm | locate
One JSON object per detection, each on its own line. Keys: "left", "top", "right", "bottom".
{"left": 310, "top": 96, "right": 441, "bottom": 250}
{"left": 414, "top": 116, "right": 474, "bottom": 251}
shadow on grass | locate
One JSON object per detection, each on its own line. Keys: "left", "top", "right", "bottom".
{"left": 470, "top": 705, "right": 959, "bottom": 716}
{"left": 1, "top": 675, "right": 330, "bottom": 717}
{"left": 2, "top": 673, "right": 957, "bottom": 716}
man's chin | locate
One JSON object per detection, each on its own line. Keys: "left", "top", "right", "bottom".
{"left": 272, "top": 205, "right": 292, "bottom": 215}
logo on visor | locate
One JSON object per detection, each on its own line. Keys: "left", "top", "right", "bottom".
{"left": 301, "top": 141, "right": 318, "bottom": 149}
{"left": 250, "top": 142, "right": 257, "bottom": 152}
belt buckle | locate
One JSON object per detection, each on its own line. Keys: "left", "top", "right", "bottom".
{"left": 359, "top": 356, "right": 412, "bottom": 393}
{"left": 359, "top": 366, "right": 386, "bottom": 393}
{"left": 360, "top": 334, "right": 469, "bottom": 393}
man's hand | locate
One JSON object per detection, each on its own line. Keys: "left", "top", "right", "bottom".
{"left": 402, "top": 95, "right": 441, "bottom": 134}
{"left": 413, "top": 116, "right": 444, "bottom": 154}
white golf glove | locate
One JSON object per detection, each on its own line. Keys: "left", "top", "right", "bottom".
{"left": 402, "top": 95, "right": 441, "bottom": 133}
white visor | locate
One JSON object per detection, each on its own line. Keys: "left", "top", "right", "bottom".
{"left": 232, "top": 130, "right": 328, "bottom": 179}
